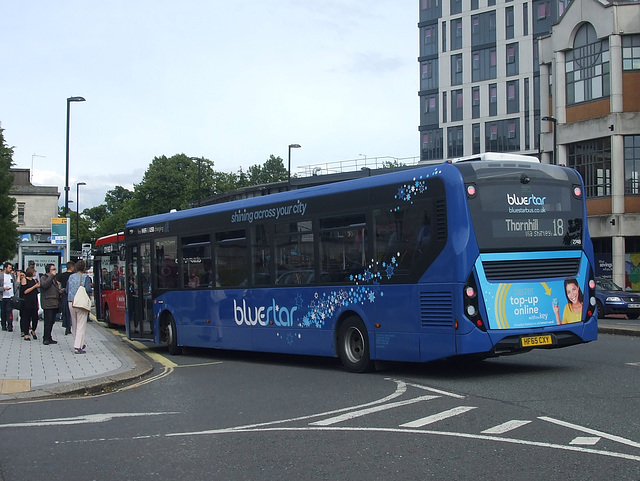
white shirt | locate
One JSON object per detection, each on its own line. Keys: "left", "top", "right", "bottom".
{"left": 3, "top": 273, "right": 14, "bottom": 299}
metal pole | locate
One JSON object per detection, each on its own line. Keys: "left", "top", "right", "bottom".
{"left": 288, "top": 144, "right": 301, "bottom": 189}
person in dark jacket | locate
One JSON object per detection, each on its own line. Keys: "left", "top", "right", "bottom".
{"left": 19, "top": 267, "right": 40, "bottom": 341}
{"left": 40, "top": 263, "right": 61, "bottom": 345}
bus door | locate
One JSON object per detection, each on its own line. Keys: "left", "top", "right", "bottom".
{"left": 127, "top": 241, "right": 155, "bottom": 340}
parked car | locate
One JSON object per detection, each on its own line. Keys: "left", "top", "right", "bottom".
{"left": 595, "top": 277, "right": 640, "bottom": 319}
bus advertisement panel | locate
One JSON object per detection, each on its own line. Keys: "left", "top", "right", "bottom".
{"left": 124, "top": 155, "right": 597, "bottom": 371}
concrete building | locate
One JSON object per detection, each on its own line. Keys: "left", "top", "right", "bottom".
{"left": 9, "top": 168, "right": 61, "bottom": 270}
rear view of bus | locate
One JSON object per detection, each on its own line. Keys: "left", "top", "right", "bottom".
{"left": 452, "top": 154, "right": 597, "bottom": 357}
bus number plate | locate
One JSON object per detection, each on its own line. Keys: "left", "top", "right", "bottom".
{"left": 521, "top": 335, "right": 552, "bottom": 347}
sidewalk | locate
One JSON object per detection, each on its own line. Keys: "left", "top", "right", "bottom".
{"left": 0, "top": 312, "right": 152, "bottom": 401}
{"left": 0, "top": 313, "right": 637, "bottom": 401}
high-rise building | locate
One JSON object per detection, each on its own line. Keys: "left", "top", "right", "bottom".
{"left": 418, "top": 0, "right": 640, "bottom": 288}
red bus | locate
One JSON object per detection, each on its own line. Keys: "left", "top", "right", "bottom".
{"left": 94, "top": 233, "right": 127, "bottom": 327}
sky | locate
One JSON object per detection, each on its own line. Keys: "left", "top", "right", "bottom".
{"left": 1, "top": 1, "right": 419, "bottom": 210}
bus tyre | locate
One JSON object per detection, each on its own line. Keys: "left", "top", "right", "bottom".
{"left": 166, "top": 315, "right": 182, "bottom": 355}
{"left": 337, "top": 316, "right": 373, "bottom": 373}
{"left": 596, "top": 300, "right": 604, "bottom": 319}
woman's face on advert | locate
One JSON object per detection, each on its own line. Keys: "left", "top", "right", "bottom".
{"left": 566, "top": 282, "right": 580, "bottom": 304}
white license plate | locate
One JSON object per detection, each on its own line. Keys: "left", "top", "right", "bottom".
{"left": 628, "top": 304, "right": 640, "bottom": 308}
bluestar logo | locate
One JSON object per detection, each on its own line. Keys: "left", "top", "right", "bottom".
{"left": 233, "top": 299, "right": 297, "bottom": 327}
{"left": 506, "top": 193, "right": 546, "bottom": 206}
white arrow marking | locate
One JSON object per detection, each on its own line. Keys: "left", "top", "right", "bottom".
{"left": 0, "top": 412, "right": 179, "bottom": 429}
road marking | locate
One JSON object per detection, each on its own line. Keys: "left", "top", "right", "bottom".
{"left": 571, "top": 436, "right": 601, "bottom": 445}
{"left": 540, "top": 416, "right": 640, "bottom": 449}
{"left": 309, "top": 395, "right": 439, "bottom": 426}
{"left": 626, "top": 362, "right": 640, "bottom": 367}
{"left": 400, "top": 406, "right": 477, "bottom": 428}
{"left": 167, "top": 425, "right": 640, "bottom": 462}
{"left": 0, "top": 412, "right": 179, "bottom": 429}
{"left": 481, "top": 420, "right": 532, "bottom": 434}
{"left": 405, "top": 382, "right": 466, "bottom": 399}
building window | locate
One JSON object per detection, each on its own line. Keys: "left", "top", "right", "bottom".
{"left": 451, "top": 54, "right": 463, "bottom": 85}
{"left": 537, "top": 1, "right": 550, "bottom": 20}
{"left": 507, "top": 79, "right": 519, "bottom": 114}
{"left": 420, "top": 0, "right": 442, "bottom": 22}
{"left": 567, "top": 138, "right": 611, "bottom": 198}
{"left": 471, "top": 0, "right": 479, "bottom": 10}
{"left": 17, "top": 202, "right": 25, "bottom": 224}
{"left": 506, "top": 43, "right": 519, "bottom": 76}
{"left": 422, "top": 129, "right": 444, "bottom": 161}
{"left": 472, "top": 86, "right": 480, "bottom": 119}
{"left": 422, "top": 24, "right": 439, "bottom": 56}
{"left": 471, "top": 12, "right": 496, "bottom": 47}
{"left": 623, "top": 35, "right": 640, "bottom": 71}
{"left": 443, "top": 91, "right": 448, "bottom": 123}
{"left": 625, "top": 136, "right": 640, "bottom": 194}
{"left": 558, "top": 0, "right": 570, "bottom": 17}
{"left": 451, "top": 18, "right": 463, "bottom": 50}
{"left": 422, "top": 93, "right": 439, "bottom": 126}
{"left": 442, "top": 21, "right": 447, "bottom": 52}
{"left": 421, "top": 59, "right": 439, "bottom": 91}
{"left": 566, "top": 23, "right": 610, "bottom": 105}
{"left": 448, "top": 126, "right": 464, "bottom": 157}
{"left": 450, "top": 0, "right": 462, "bottom": 15}
{"left": 489, "top": 83, "right": 498, "bottom": 116}
{"left": 506, "top": 6, "right": 514, "bottom": 40}
{"left": 523, "top": 3, "right": 529, "bottom": 35}
{"left": 473, "top": 123, "right": 481, "bottom": 154}
{"left": 485, "top": 119, "right": 520, "bottom": 152}
{"left": 472, "top": 47, "right": 497, "bottom": 82}
{"left": 451, "top": 89, "right": 464, "bottom": 121}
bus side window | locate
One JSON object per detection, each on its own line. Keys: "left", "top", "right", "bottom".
{"left": 181, "top": 234, "right": 211, "bottom": 288}
{"left": 215, "top": 230, "right": 247, "bottom": 288}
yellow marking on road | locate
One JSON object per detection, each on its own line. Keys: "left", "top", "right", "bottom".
{"left": 174, "top": 361, "right": 223, "bottom": 368}
{"left": 122, "top": 337, "right": 178, "bottom": 368}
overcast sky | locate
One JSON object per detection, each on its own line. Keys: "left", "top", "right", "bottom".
{"left": 1, "top": 1, "right": 419, "bottom": 209}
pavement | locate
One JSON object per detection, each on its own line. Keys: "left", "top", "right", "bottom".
{"left": 0, "top": 310, "right": 152, "bottom": 401}
{"left": 0, "top": 311, "right": 638, "bottom": 401}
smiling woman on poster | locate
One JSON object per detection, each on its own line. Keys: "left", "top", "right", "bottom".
{"left": 553, "top": 277, "right": 584, "bottom": 325}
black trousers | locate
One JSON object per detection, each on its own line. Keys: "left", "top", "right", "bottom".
{"left": 20, "top": 307, "right": 38, "bottom": 336}
{"left": 43, "top": 308, "right": 57, "bottom": 341}
{"left": 1, "top": 298, "right": 13, "bottom": 330}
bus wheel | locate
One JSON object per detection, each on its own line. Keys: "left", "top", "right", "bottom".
{"left": 104, "top": 306, "right": 111, "bottom": 328}
{"left": 166, "top": 315, "right": 182, "bottom": 355}
{"left": 337, "top": 316, "right": 373, "bottom": 373}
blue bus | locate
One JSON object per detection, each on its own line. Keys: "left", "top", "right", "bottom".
{"left": 124, "top": 153, "right": 597, "bottom": 372}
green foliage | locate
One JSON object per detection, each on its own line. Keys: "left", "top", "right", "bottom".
{"left": 247, "top": 155, "right": 288, "bottom": 185}
{"left": 0, "top": 127, "right": 18, "bottom": 261}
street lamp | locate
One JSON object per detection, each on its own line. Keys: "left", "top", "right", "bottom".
{"left": 76, "top": 182, "right": 86, "bottom": 251}
{"left": 65, "top": 96, "right": 86, "bottom": 216}
{"left": 542, "top": 116, "right": 557, "bottom": 165}
{"left": 288, "top": 144, "right": 301, "bottom": 188}
{"left": 189, "top": 157, "right": 202, "bottom": 206}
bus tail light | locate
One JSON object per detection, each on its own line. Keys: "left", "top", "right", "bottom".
{"left": 587, "top": 272, "right": 596, "bottom": 319}
{"left": 464, "top": 274, "right": 485, "bottom": 331}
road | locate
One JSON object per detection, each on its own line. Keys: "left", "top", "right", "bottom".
{"left": 0, "top": 333, "right": 639, "bottom": 480}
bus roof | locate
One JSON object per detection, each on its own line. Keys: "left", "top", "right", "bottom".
{"left": 448, "top": 152, "right": 540, "bottom": 163}
{"left": 95, "top": 232, "right": 125, "bottom": 246}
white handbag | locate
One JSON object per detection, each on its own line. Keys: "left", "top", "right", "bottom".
{"left": 72, "top": 285, "right": 91, "bottom": 312}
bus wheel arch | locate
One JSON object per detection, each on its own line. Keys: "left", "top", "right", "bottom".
{"left": 160, "top": 311, "right": 182, "bottom": 355}
{"left": 335, "top": 313, "right": 374, "bottom": 373}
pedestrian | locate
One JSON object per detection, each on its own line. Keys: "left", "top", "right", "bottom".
{"left": 57, "top": 261, "right": 75, "bottom": 335}
{"left": 40, "top": 263, "right": 61, "bottom": 345}
{"left": 19, "top": 266, "right": 40, "bottom": 341}
{"left": 67, "top": 260, "right": 93, "bottom": 354}
{"left": 1, "top": 262, "right": 17, "bottom": 332}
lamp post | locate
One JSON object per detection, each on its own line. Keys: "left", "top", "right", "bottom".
{"left": 76, "top": 182, "right": 86, "bottom": 251}
{"left": 189, "top": 157, "right": 202, "bottom": 206}
{"left": 542, "top": 116, "right": 557, "bottom": 165}
{"left": 65, "top": 96, "right": 86, "bottom": 216}
{"left": 288, "top": 143, "right": 301, "bottom": 188}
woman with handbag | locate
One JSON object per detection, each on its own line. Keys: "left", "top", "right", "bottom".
{"left": 66, "top": 260, "right": 93, "bottom": 354}
{"left": 19, "top": 267, "right": 40, "bottom": 341}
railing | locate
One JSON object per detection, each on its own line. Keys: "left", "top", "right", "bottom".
{"left": 297, "top": 155, "right": 421, "bottom": 178}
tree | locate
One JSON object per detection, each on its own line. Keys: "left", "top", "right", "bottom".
{"left": 247, "top": 155, "right": 288, "bottom": 185}
{"left": 0, "top": 126, "right": 18, "bottom": 262}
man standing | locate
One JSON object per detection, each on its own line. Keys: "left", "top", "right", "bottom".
{"left": 2, "top": 262, "right": 17, "bottom": 332}
{"left": 57, "top": 261, "right": 75, "bottom": 335}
